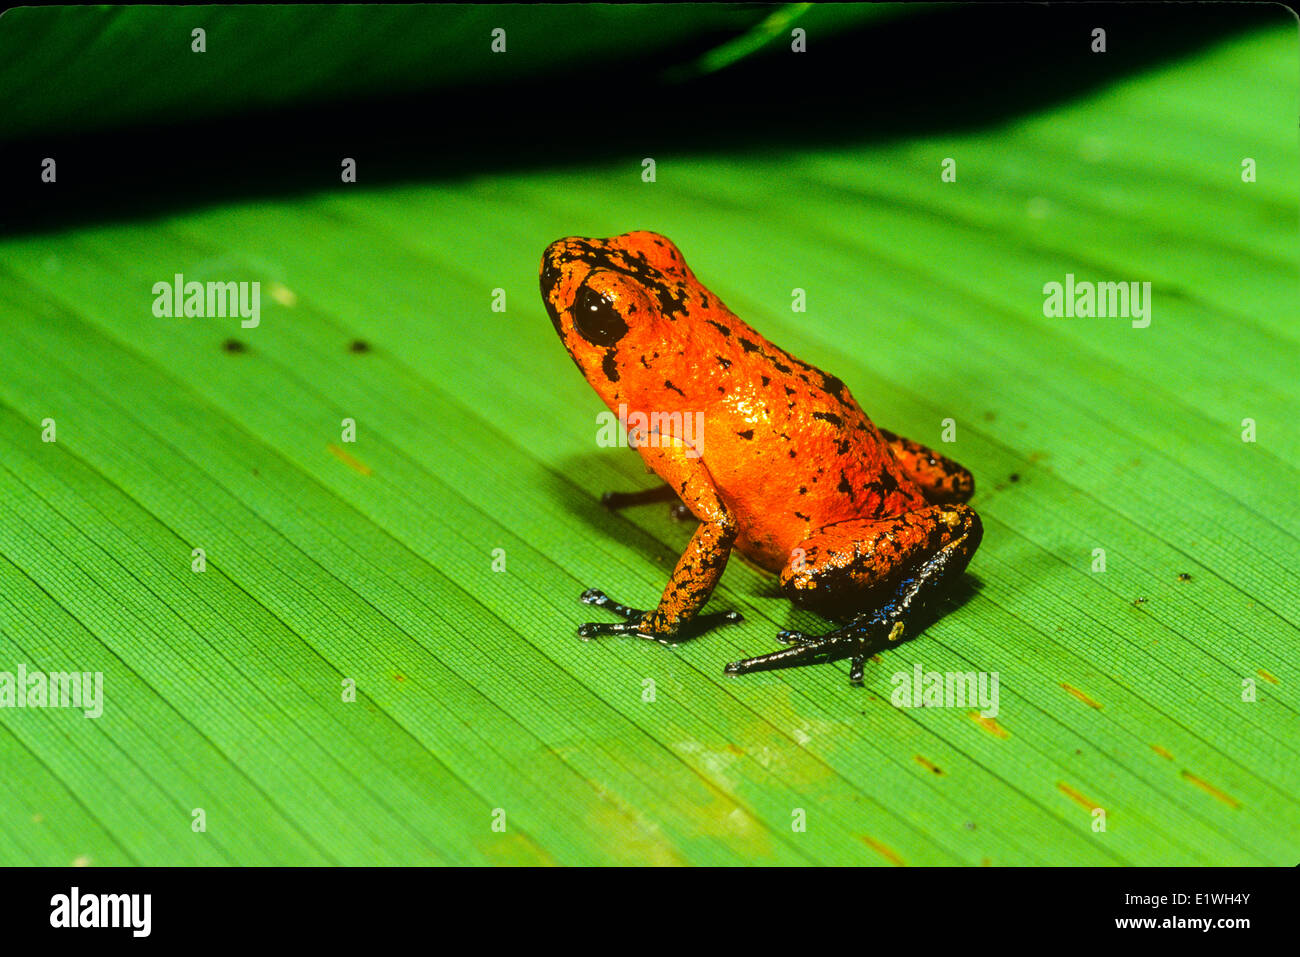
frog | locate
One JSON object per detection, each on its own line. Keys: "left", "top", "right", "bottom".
{"left": 539, "top": 230, "right": 982, "bottom": 683}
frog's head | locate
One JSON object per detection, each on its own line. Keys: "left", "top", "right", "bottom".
{"left": 540, "top": 231, "right": 696, "bottom": 400}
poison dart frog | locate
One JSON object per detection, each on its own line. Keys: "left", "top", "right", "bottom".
{"left": 539, "top": 231, "right": 982, "bottom": 683}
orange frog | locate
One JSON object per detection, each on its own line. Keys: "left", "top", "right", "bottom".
{"left": 539, "top": 231, "right": 982, "bottom": 682}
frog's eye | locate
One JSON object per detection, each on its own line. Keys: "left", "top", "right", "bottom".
{"left": 572, "top": 285, "right": 629, "bottom": 346}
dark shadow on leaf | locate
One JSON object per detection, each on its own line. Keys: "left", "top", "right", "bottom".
{"left": 2, "top": 3, "right": 1282, "bottom": 234}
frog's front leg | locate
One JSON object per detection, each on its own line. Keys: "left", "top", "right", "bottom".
{"left": 579, "top": 442, "right": 741, "bottom": 643}
{"left": 724, "top": 504, "right": 981, "bottom": 682}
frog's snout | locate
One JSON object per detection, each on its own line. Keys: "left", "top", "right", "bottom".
{"left": 541, "top": 258, "right": 561, "bottom": 292}
{"left": 540, "top": 241, "right": 565, "bottom": 296}
{"left": 540, "top": 240, "right": 573, "bottom": 332}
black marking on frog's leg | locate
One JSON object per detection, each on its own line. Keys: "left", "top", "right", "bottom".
{"left": 878, "top": 428, "right": 976, "bottom": 504}
{"left": 725, "top": 512, "right": 982, "bottom": 682}
{"left": 812, "top": 411, "right": 843, "bottom": 427}
{"left": 600, "top": 485, "right": 680, "bottom": 510}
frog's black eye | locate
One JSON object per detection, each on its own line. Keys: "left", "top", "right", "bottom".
{"left": 572, "top": 285, "right": 629, "bottom": 346}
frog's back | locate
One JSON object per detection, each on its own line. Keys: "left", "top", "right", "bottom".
{"left": 682, "top": 316, "right": 927, "bottom": 572}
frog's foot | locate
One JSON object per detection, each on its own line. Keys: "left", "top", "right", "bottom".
{"left": 577, "top": 588, "right": 741, "bottom": 646}
{"left": 732, "top": 506, "right": 982, "bottom": 683}
{"left": 773, "top": 630, "right": 872, "bottom": 682}
{"left": 725, "top": 615, "right": 902, "bottom": 680}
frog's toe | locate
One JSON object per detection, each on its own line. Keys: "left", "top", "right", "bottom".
{"left": 849, "top": 655, "right": 867, "bottom": 684}
{"left": 725, "top": 641, "right": 836, "bottom": 675}
{"left": 725, "top": 626, "right": 873, "bottom": 678}
{"left": 579, "top": 588, "right": 646, "bottom": 621}
{"left": 577, "top": 619, "right": 652, "bottom": 641}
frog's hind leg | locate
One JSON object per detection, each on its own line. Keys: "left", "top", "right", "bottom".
{"left": 724, "top": 505, "right": 981, "bottom": 682}
{"left": 878, "top": 428, "right": 975, "bottom": 504}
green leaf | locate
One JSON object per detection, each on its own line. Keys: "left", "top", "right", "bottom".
{"left": 0, "top": 4, "right": 780, "bottom": 141}
{"left": 0, "top": 12, "right": 1296, "bottom": 865}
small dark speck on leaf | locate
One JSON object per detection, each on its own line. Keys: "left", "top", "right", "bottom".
{"left": 1132, "top": 597, "right": 1147, "bottom": 606}
{"left": 1178, "top": 572, "right": 1192, "bottom": 581}
{"left": 222, "top": 338, "right": 246, "bottom": 353}
{"left": 1008, "top": 473, "right": 1020, "bottom": 482}
{"left": 349, "top": 339, "right": 371, "bottom": 353}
